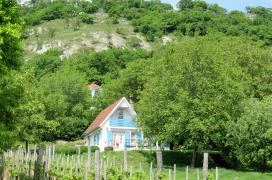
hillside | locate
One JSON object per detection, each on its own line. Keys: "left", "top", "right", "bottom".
{"left": 2, "top": 0, "right": 272, "bottom": 174}
{"left": 23, "top": 11, "right": 152, "bottom": 60}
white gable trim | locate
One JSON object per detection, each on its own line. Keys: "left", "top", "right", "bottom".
{"left": 100, "top": 97, "right": 136, "bottom": 128}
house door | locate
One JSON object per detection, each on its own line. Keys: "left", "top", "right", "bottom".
{"left": 113, "top": 132, "right": 124, "bottom": 150}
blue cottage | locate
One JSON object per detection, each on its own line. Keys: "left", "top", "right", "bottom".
{"left": 84, "top": 97, "right": 143, "bottom": 151}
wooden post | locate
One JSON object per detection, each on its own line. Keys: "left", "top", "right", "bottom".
{"left": 34, "top": 145, "right": 43, "bottom": 180}
{"left": 186, "top": 166, "right": 189, "bottom": 180}
{"left": 168, "top": 169, "right": 172, "bottom": 180}
{"left": 42, "top": 161, "right": 46, "bottom": 180}
{"left": 139, "top": 162, "right": 142, "bottom": 173}
{"left": 173, "top": 164, "right": 176, "bottom": 180}
{"left": 197, "top": 168, "right": 200, "bottom": 180}
{"left": 87, "top": 146, "right": 91, "bottom": 168}
{"left": 28, "top": 160, "right": 32, "bottom": 177}
{"left": 103, "top": 160, "right": 107, "bottom": 180}
{"left": 84, "top": 160, "right": 88, "bottom": 180}
{"left": 45, "top": 145, "right": 49, "bottom": 171}
{"left": 216, "top": 167, "right": 218, "bottom": 180}
{"left": 62, "top": 157, "right": 65, "bottom": 175}
{"left": 156, "top": 150, "right": 163, "bottom": 172}
{"left": 0, "top": 154, "right": 5, "bottom": 180}
{"left": 203, "top": 153, "right": 208, "bottom": 180}
{"left": 124, "top": 148, "right": 128, "bottom": 171}
{"left": 52, "top": 145, "right": 55, "bottom": 162}
{"left": 95, "top": 150, "right": 100, "bottom": 180}
{"left": 34, "top": 145, "right": 37, "bottom": 159}
{"left": 129, "top": 165, "right": 132, "bottom": 178}
{"left": 150, "top": 162, "right": 154, "bottom": 180}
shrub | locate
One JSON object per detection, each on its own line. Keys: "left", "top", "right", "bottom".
{"left": 128, "top": 36, "right": 141, "bottom": 48}
{"left": 55, "top": 144, "right": 99, "bottom": 155}
{"left": 139, "top": 150, "right": 231, "bottom": 168}
{"left": 79, "top": 1, "right": 98, "bottom": 14}
{"left": 116, "top": 27, "right": 128, "bottom": 36}
{"left": 79, "top": 13, "right": 94, "bottom": 24}
{"left": 111, "top": 16, "right": 119, "bottom": 24}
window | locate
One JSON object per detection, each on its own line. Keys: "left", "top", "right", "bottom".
{"left": 118, "top": 109, "right": 124, "bottom": 119}
{"left": 93, "top": 134, "right": 99, "bottom": 145}
{"left": 131, "top": 132, "right": 136, "bottom": 146}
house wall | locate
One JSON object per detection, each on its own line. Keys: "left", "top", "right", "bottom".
{"left": 99, "top": 119, "right": 109, "bottom": 151}
{"left": 85, "top": 98, "right": 142, "bottom": 151}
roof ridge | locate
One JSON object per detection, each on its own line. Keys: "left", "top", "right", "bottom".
{"left": 83, "top": 98, "right": 123, "bottom": 135}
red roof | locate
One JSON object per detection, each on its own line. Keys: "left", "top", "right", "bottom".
{"left": 87, "top": 82, "right": 101, "bottom": 90}
{"left": 84, "top": 99, "right": 121, "bottom": 135}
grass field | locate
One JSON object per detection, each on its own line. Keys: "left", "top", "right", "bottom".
{"left": 97, "top": 150, "right": 272, "bottom": 180}
{"left": 6, "top": 143, "right": 272, "bottom": 179}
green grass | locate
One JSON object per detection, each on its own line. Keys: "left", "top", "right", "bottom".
{"left": 10, "top": 142, "right": 272, "bottom": 179}
{"left": 85, "top": 150, "right": 272, "bottom": 180}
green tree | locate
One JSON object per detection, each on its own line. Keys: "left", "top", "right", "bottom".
{"left": 16, "top": 69, "right": 59, "bottom": 145}
{"left": 136, "top": 36, "right": 249, "bottom": 166}
{"left": 227, "top": 97, "right": 272, "bottom": 170}
{"left": 38, "top": 65, "right": 92, "bottom": 140}
{"left": 177, "top": 0, "right": 194, "bottom": 10}
{"left": 0, "top": 0, "right": 23, "bottom": 150}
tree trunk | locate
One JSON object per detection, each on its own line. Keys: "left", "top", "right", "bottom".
{"left": 25, "top": 141, "right": 29, "bottom": 154}
{"left": 191, "top": 146, "right": 197, "bottom": 168}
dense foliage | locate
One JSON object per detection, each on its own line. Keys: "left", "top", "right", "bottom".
{"left": 100, "top": 0, "right": 272, "bottom": 45}
{"left": 1, "top": 0, "right": 272, "bottom": 171}
{"left": 20, "top": 48, "right": 151, "bottom": 141}
{"left": 101, "top": 36, "right": 272, "bottom": 169}
{"left": 22, "top": 0, "right": 98, "bottom": 25}
{"left": 0, "top": 0, "right": 23, "bottom": 150}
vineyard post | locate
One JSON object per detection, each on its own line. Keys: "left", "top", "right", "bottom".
{"left": 45, "top": 145, "right": 49, "bottom": 171}
{"left": 34, "top": 145, "right": 43, "bottom": 180}
{"left": 168, "top": 169, "right": 172, "bottom": 180}
{"left": 0, "top": 153, "right": 5, "bottom": 180}
{"left": 52, "top": 145, "right": 55, "bottom": 162}
{"left": 124, "top": 148, "right": 128, "bottom": 171}
{"left": 103, "top": 160, "right": 107, "bottom": 180}
{"left": 87, "top": 146, "right": 91, "bottom": 168}
{"left": 66, "top": 155, "right": 69, "bottom": 169}
{"left": 139, "top": 162, "right": 142, "bottom": 173}
{"left": 42, "top": 161, "right": 46, "bottom": 180}
{"left": 95, "top": 150, "right": 100, "bottom": 180}
{"left": 56, "top": 158, "right": 59, "bottom": 173}
{"left": 203, "top": 153, "right": 208, "bottom": 180}
{"left": 173, "top": 164, "right": 176, "bottom": 180}
{"left": 84, "top": 159, "right": 89, "bottom": 180}
{"left": 49, "top": 145, "right": 52, "bottom": 170}
{"left": 150, "top": 162, "right": 154, "bottom": 180}
{"left": 156, "top": 150, "right": 163, "bottom": 173}
{"left": 69, "top": 159, "right": 72, "bottom": 175}
{"left": 113, "top": 156, "right": 116, "bottom": 166}
{"left": 76, "top": 157, "right": 78, "bottom": 175}
{"left": 34, "top": 145, "right": 37, "bottom": 160}
{"left": 129, "top": 165, "right": 132, "bottom": 178}
{"left": 62, "top": 157, "right": 65, "bottom": 175}
{"left": 197, "top": 168, "right": 200, "bottom": 180}
{"left": 28, "top": 160, "right": 32, "bottom": 177}
{"left": 186, "top": 166, "right": 189, "bottom": 180}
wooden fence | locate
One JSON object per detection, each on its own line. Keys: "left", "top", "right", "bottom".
{"left": 0, "top": 145, "right": 218, "bottom": 180}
